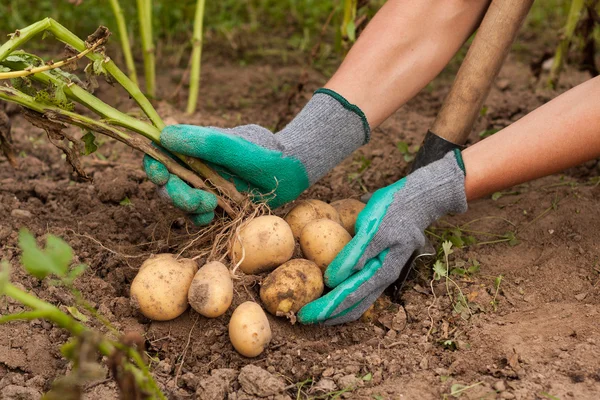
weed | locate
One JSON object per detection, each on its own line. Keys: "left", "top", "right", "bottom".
{"left": 396, "top": 141, "right": 420, "bottom": 163}
{"left": 490, "top": 274, "right": 504, "bottom": 312}
{"left": 442, "top": 382, "right": 483, "bottom": 399}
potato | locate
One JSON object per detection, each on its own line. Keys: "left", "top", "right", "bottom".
{"left": 229, "top": 301, "right": 272, "bottom": 357}
{"left": 299, "top": 219, "right": 352, "bottom": 272}
{"left": 130, "top": 254, "right": 197, "bottom": 321}
{"left": 331, "top": 199, "right": 365, "bottom": 235}
{"left": 284, "top": 199, "right": 342, "bottom": 239}
{"left": 188, "top": 261, "right": 233, "bottom": 318}
{"left": 231, "top": 215, "right": 295, "bottom": 275}
{"left": 260, "top": 259, "right": 324, "bottom": 316}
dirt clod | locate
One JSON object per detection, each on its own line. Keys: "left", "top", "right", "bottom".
{"left": 238, "top": 365, "right": 286, "bottom": 397}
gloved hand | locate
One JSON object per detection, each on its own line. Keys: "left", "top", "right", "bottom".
{"left": 144, "top": 88, "right": 370, "bottom": 225}
{"left": 297, "top": 150, "right": 468, "bottom": 325}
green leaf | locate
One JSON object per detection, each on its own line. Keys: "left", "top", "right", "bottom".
{"left": 396, "top": 141, "right": 409, "bottom": 154}
{"left": 539, "top": 392, "right": 561, "bottom": 400}
{"left": 449, "top": 235, "right": 464, "bottom": 249}
{"left": 120, "top": 197, "right": 133, "bottom": 207}
{"left": 45, "top": 236, "right": 72, "bottom": 276}
{"left": 372, "top": 396, "right": 384, "bottom": 400}
{"left": 0, "top": 66, "right": 10, "bottom": 73}
{"left": 60, "top": 339, "right": 78, "bottom": 361}
{"left": 442, "top": 241, "right": 454, "bottom": 256}
{"left": 433, "top": 260, "right": 446, "bottom": 280}
{"left": 66, "top": 306, "right": 89, "bottom": 322}
{"left": 81, "top": 131, "right": 98, "bottom": 155}
{"left": 450, "top": 383, "right": 467, "bottom": 396}
{"left": 467, "top": 260, "right": 481, "bottom": 274}
{"left": 18, "top": 229, "right": 72, "bottom": 279}
{"left": 491, "top": 191, "right": 503, "bottom": 201}
{"left": 362, "top": 373, "right": 372, "bottom": 381}
{"left": 403, "top": 153, "right": 415, "bottom": 163}
{"left": 346, "top": 21, "right": 356, "bottom": 42}
{"left": 0, "top": 260, "right": 10, "bottom": 296}
{"left": 92, "top": 59, "right": 106, "bottom": 76}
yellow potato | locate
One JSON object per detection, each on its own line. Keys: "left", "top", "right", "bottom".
{"left": 284, "top": 199, "right": 342, "bottom": 239}
{"left": 229, "top": 301, "right": 272, "bottom": 358}
{"left": 331, "top": 199, "right": 365, "bottom": 235}
{"left": 188, "top": 261, "right": 233, "bottom": 318}
{"left": 260, "top": 259, "right": 324, "bottom": 316}
{"left": 130, "top": 254, "right": 197, "bottom": 321}
{"left": 299, "top": 219, "right": 352, "bottom": 272}
{"left": 231, "top": 215, "right": 295, "bottom": 275}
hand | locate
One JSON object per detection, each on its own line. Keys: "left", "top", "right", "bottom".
{"left": 144, "top": 89, "right": 370, "bottom": 225}
{"left": 298, "top": 150, "right": 468, "bottom": 325}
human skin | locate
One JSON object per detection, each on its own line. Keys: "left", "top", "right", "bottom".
{"left": 463, "top": 75, "right": 600, "bottom": 200}
{"left": 325, "top": 0, "right": 491, "bottom": 128}
{"left": 324, "top": 0, "right": 600, "bottom": 201}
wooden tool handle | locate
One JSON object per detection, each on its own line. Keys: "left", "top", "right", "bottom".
{"left": 430, "top": 0, "right": 534, "bottom": 144}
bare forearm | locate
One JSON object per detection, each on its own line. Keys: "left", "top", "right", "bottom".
{"left": 463, "top": 76, "right": 600, "bottom": 200}
{"left": 325, "top": 0, "right": 491, "bottom": 128}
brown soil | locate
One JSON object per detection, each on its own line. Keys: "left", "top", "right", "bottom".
{"left": 1, "top": 44, "right": 600, "bottom": 400}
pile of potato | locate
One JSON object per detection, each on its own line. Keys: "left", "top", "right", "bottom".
{"left": 129, "top": 198, "right": 365, "bottom": 358}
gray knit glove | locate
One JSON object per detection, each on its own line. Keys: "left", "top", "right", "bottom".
{"left": 143, "top": 89, "right": 370, "bottom": 225}
{"left": 298, "top": 150, "right": 468, "bottom": 325}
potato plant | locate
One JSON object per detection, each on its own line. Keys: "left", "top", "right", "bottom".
{"left": 0, "top": 230, "right": 166, "bottom": 399}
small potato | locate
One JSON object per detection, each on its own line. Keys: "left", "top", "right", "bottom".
{"left": 229, "top": 301, "right": 272, "bottom": 358}
{"left": 188, "top": 261, "right": 233, "bottom": 318}
{"left": 331, "top": 199, "right": 365, "bottom": 235}
{"left": 300, "top": 219, "right": 351, "bottom": 272}
{"left": 130, "top": 254, "right": 197, "bottom": 321}
{"left": 231, "top": 215, "right": 295, "bottom": 275}
{"left": 260, "top": 259, "right": 324, "bottom": 316}
{"left": 284, "top": 199, "right": 342, "bottom": 239}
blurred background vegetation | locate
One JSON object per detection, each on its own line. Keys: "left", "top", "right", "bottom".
{"left": 0, "top": 1, "right": 582, "bottom": 65}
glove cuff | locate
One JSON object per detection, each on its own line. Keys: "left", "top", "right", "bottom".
{"left": 399, "top": 150, "right": 468, "bottom": 229}
{"left": 313, "top": 88, "right": 371, "bottom": 143}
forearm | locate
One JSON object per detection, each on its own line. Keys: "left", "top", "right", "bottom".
{"left": 463, "top": 76, "right": 600, "bottom": 200}
{"left": 325, "top": 0, "right": 491, "bottom": 128}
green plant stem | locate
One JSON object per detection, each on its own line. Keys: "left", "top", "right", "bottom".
{"left": 1, "top": 281, "right": 165, "bottom": 399}
{"left": 186, "top": 0, "right": 206, "bottom": 115}
{"left": 108, "top": 0, "right": 138, "bottom": 85}
{"left": 548, "top": 0, "right": 586, "bottom": 87}
{"left": 136, "top": 0, "right": 156, "bottom": 97}
{"left": 0, "top": 85, "right": 234, "bottom": 215}
{"left": 0, "top": 18, "right": 163, "bottom": 129}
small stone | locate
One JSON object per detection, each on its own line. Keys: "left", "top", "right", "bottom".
{"left": 10, "top": 209, "right": 32, "bottom": 219}
{"left": 335, "top": 375, "right": 361, "bottom": 390}
{"left": 310, "top": 379, "right": 337, "bottom": 395}
{"left": 500, "top": 392, "right": 515, "bottom": 399}
{"left": 419, "top": 357, "right": 429, "bottom": 370}
{"left": 493, "top": 380, "right": 506, "bottom": 392}
{"left": 322, "top": 367, "right": 335, "bottom": 377}
{"left": 575, "top": 293, "right": 587, "bottom": 301}
{"left": 238, "top": 365, "right": 285, "bottom": 397}
{"left": 496, "top": 78, "right": 511, "bottom": 91}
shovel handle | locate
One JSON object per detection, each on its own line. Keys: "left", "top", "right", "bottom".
{"left": 430, "top": 0, "right": 534, "bottom": 144}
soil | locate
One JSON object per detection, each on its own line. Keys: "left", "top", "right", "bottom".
{"left": 1, "top": 37, "right": 600, "bottom": 400}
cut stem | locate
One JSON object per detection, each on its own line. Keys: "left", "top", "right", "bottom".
{"left": 108, "top": 0, "right": 138, "bottom": 85}
{"left": 0, "top": 18, "right": 162, "bottom": 129}
{"left": 0, "top": 39, "right": 104, "bottom": 80}
{"left": 136, "top": 0, "right": 156, "bottom": 97}
{"left": 186, "top": 0, "right": 206, "bottom": 114}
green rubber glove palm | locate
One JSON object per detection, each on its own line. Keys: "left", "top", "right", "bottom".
{"left": 144, "top": 89, "right": 370, "bottom": 225}
{"left": 297, "top": 150, "right": 468, "bottom": 325}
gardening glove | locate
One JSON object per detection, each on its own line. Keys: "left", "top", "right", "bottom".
{"left": 143, "top": 88, "right": 370, "bottom": 225}
{"left": 297, "top": 150, "right": 468, "bottom": 325}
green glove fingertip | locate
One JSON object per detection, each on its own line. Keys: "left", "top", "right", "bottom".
{"left": 143, "top": 155, "right": 170, "bottom": 185}
{"left": 190, "top": 211, "right": 216, "bottom": 226}
{"left": 165, "top": 175, "right": 218, "bottom": 213}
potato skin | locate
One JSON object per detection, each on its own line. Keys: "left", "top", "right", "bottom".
{"left": 188, "top": 261, "right": 233, "bottom": 318}
{"left": 299, "top": 219, "right": 352, "bottom": 272}
{"left": 260, "top": 259, "right": 324, "bottom": 316}
{"left": 284, "top": 199, "right": 342, "bottom": 239}
{"left": 231, "top": 215, "right": 295, "bottom": 275}
{"left": 331, "top": 199, "right": 365, "bottom": 236}
{"left": 229, "top": 302, "right": 272, "bottom": 357}
{"left": 130, "top": 254, "right": 198, "bottom": 321}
